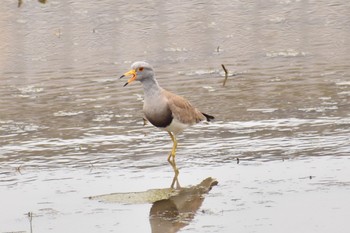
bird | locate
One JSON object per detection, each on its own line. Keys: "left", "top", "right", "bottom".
{"left": 120, "top": 61, "right": 214, "bottom": 163}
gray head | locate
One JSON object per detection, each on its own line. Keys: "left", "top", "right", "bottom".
{"left": 120, "top": 61, "right": 155, "bottom": 87}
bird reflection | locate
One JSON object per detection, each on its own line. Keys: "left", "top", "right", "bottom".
{"left": 149, "top": 163, "right": 218, "bottom": 233}
{"left": 88, "top": 162, "right": 218, "bottom": 233}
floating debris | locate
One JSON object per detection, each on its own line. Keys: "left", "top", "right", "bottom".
{"left": 88, "top": 187, "right": 179, "bottom": 204}
{"left": 18, "top": 0, "right": 47, "bottom": 7}
{"left": 88, "top": 177, "right": 218, "bottom": 204}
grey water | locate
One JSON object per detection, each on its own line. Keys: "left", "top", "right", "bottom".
{"left": 1, "top": 0, "right": 350, "bottom": 232}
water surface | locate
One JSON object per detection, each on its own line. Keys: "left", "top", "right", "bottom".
{"left": 1, "top": 0, "right": 350, "bottom": 232}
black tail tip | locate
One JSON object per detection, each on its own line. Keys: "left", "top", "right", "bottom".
{"left": 202, "top": 113, "right": 214, "bottom": 122}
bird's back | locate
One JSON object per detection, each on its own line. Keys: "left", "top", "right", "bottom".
{"left": 161, "top": 89, "right": 207, "bottom": 125}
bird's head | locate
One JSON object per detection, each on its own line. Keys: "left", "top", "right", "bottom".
{"left": 120, "top": 61, "right": 154, "bottom": 87}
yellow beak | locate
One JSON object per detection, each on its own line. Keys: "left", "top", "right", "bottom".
{"left": 120, "top": 69, "right": 137, "bottom": 87}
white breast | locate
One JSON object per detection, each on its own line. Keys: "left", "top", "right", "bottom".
{"left": 164, "top": 118, "right": 189, "bottom": 135}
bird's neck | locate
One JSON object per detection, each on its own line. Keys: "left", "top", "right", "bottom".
{"left": 141, "top": 77, "right": 162, "bottom": 98}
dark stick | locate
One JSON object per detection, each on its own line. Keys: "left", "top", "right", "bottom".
{"left": 28, "top": 212, "right": 33, "bottom": 233}
{"left": 221, "top": 64, "right": 228, "bottom": 86}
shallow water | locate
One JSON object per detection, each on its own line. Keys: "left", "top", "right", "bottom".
{"left": 1, "top": 0, "right": 350, "bottom": 232}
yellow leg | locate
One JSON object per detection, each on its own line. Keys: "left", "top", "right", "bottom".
{"left": 167, "top": 131, "right": 177, "bottom": 162}
{"left": 169, "top": 158, "right": 180, "bottom": 189}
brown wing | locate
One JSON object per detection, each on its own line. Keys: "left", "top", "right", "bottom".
{"left": 162, "top": 89, "right": 205, "bottom": 125}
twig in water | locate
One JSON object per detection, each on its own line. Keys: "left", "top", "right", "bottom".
{"left": 221, "top": 64, "right": 228, "bottom": 86}
{"left": 88, "top": 162, "right": 95, "bottom": 173}
{"left": 28, "top": 212, "right": 33, "bottom": 233}
{"left": 143, "top": 117, "right": 149, "bottom": 126}
{"left": 15, "top": 165, "right": 23, "bottom": 174}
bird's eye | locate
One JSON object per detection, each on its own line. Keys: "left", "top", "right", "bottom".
{"left": 139, "top": 67, "right": 144, "bottom": 71}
